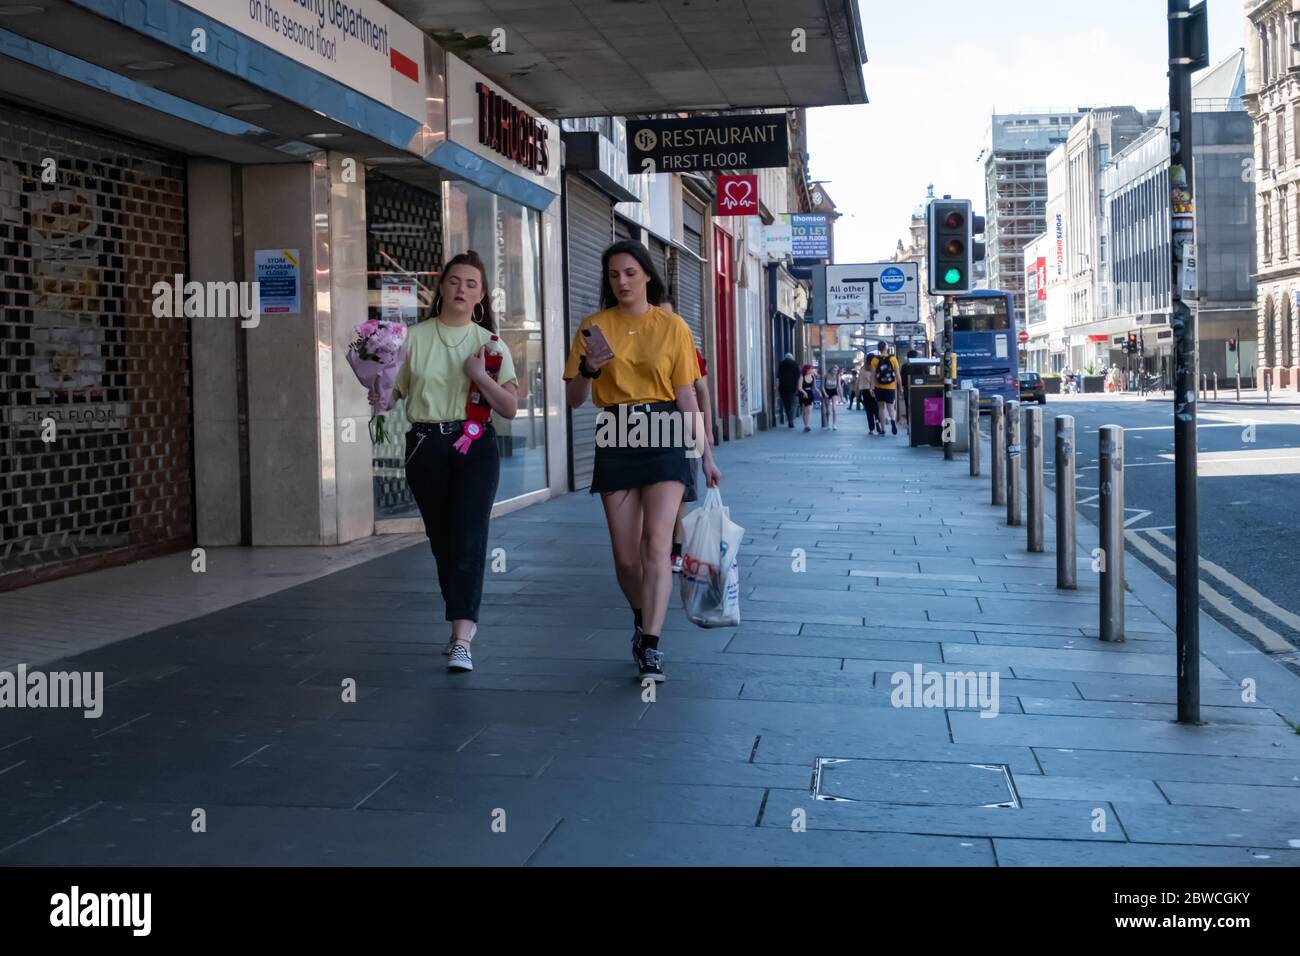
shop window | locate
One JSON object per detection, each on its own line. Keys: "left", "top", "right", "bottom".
{"left": 445, "top": 180, "right": 547, "bottom": 503}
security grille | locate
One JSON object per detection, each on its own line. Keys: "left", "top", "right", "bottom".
{"left": 0, "top": 102, "right": 191, "bottom": 588}
{"left": 365, "top": 170, "right": 442, "bottom": 519}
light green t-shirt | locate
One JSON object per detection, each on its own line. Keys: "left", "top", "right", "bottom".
{"left": 395, "top": 319, "right": 517, "bottom": 423}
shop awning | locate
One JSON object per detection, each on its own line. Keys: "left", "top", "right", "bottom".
{"left": 386, "top": 0, "right": 869, "bottom": 117}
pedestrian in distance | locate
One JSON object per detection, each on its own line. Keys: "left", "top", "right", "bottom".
{"left": 870, "top": 340, "right": 902, "bottom": 436}
{"left": 777, "top": 352, "right": 800, "bottom": 428}
{"left": 860, "top": 350, "right": 881, "bottom": 434}
{"left": 823, "top": 364, "right": 840, "bottom": 430}
{"left": 564, "top": 240, "right": 722, "bottom": 683}
{"left": 394, "top": 251, "right": 519, "bottom": 674}
{"left": 798, "top": 363, "right": 817, "bottom": 432}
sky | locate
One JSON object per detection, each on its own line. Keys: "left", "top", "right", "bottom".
{"left": 808, "top": 0, "right": 1247, "bottom": 264}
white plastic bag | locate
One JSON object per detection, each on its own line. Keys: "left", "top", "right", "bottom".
{"left": 679, "top": 487, "right": 744, "bottom": 627}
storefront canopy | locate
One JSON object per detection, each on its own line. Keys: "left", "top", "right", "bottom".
{"left": 385, "top": 0, "right": 869, "bottom": 116}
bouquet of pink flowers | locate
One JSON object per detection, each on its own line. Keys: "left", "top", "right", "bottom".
{"left": 346, "top": 319, "right": 407, "bottom": 444}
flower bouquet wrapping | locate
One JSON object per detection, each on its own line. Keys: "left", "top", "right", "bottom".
{"left": 346, "top": 319, "right": 407, "bottom": 444}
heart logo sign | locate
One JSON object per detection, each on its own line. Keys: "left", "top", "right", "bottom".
{"left": 715, "top": 174, "right": 758, "bottom": 216}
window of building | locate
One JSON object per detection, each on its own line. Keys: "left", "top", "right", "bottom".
{"left": 1282, "top": 187, "right": 1290, "bottom": 261}
{"left": 1264, "top": 193, "right": 1273, "bottom": 262}
{"left": 1294, "top": 105, "right": 1300, "bottom": 161}
{"left": 1278, "top": 110, "right": 1287, "bottom": 171}
{"left": 1263, "top": 115, "right": 1271, "bottom": 169}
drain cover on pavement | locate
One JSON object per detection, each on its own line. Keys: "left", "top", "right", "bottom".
{"left": 811, "top": 757, "right": 1020, "bottom": 808}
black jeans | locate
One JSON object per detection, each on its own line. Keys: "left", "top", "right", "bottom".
{"left": 778, "top": 391, "right": 797, "bottom": 427}
{"left": 405, "top": 423, "right": 499, "bottom": 622}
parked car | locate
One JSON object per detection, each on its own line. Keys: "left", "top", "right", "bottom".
{"left": 1019, "top": 371, "right": 1046, "bottom": 404}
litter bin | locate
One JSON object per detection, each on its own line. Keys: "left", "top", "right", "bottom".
{"left": 905, "top": 358, "right": 944, "bottom": 447}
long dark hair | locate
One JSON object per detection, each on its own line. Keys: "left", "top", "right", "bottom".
{"left": 599, "top": 239, "right": 667, "bottom": 311}
{"left": 436, "top": 250, "right": 496, "bottom": 333}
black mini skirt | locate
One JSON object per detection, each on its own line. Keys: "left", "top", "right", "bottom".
{"left": 590, "top": 401, "right": 694, "bottom": 495}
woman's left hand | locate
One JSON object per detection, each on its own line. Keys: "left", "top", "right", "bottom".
{"left": 703, "top": 457, "right": 723, "bottom": 488}
{"left": 463, "top": 347, "right": 486, "bottom": 383}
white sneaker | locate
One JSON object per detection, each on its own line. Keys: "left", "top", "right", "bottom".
{"left": 448, "top": 642, "right": 473, "bottom": 672}
{"left": 445, "top": 624, "right": 477, "bottom": 654}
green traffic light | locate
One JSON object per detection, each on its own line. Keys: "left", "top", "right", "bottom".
{"left": 944, "top": 268, "right": 962, "bottom": 284}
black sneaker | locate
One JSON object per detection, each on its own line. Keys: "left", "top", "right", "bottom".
{"left": 632, "top": 632, "right": 666, "bottom": 682}
{"left": 891, "top": 420, "right": 898, "bottom": 435}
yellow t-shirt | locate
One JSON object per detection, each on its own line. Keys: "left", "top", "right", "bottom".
{"left": 869, "top": 355, "right": 901, "bottom": 390}
{"left": 395, "top": 319, "right": 517, "bottom": 422}
{"left": 563, "top": 305, "right": 699, "bottom": 406}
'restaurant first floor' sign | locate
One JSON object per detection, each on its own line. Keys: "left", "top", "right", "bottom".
{"left": 626, "top": 115, "right": 788, "bottom": 174}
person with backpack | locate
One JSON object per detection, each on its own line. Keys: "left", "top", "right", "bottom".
{"left": 869, "top": 341, "right": 902, "bottom": 436}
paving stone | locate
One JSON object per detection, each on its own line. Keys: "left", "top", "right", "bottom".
{"left": 530, "top": 820, "right": 995, "bottom": 866}
{"left": 950, "top": 711, "right": 1300, "bottom": 758}
{"left": 992, "top": 838, "right": 1300, "bottom": 866}
{"left": 1114, "top": 802, "right": 1300, "bottom": 848}
{"left": 0, "top": 802, "right": 560, "bottom": 866}
{"left": 1032, "top": 747, "right": 1300, "bottom": 785}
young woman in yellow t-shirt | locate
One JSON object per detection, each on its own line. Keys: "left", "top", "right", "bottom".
{"left": 564, "top": 240, "right": 722, "bottom": 682}
{"left": 393, "top": 250, "right": 518, "bottom": 673}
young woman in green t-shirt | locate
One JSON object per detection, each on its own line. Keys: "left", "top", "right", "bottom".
{"left": 394, "top": 251, "right": 518, "bottom": 673}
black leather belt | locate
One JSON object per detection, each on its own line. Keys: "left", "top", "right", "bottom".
{"left": 410, "top": 420, "right": 492, "bottom": 436}
{"left": 601, "top": 401, "right": 678, "bottom": 415}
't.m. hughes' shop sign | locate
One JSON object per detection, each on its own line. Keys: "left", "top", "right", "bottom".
{"left": 626, "top": 115, "right": 789, "bottom": 174}
{"left": 476, "top": 82, "right": 551, "bottom": 175}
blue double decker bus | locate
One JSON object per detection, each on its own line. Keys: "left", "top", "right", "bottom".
{"left": 949, "top": 289, "right": 1020, "bottom": 409}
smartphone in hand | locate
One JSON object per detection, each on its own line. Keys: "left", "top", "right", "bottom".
{"left": 582, "top": 325, "right": 614, "bottom": 363}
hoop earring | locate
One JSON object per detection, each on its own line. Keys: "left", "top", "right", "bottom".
{"left": 432, "top": 293, "right": 443, "bottom": 317}
{"left": 473, "top": 302, "right": 485, "bottom": 324}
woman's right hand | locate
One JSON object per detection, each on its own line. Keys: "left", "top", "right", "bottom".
{"left": 584, "top": 340, "right": 614, "bottom": 371}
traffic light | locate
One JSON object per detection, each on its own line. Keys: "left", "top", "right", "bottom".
{"left": 1127, "top": 332, "right": 1138, "bottom": 355}
{"left": 927, "top": 198, "right": 984, "bottom": 294}
{"left": 1228, "top": 337, "right": 1237, "bottom": 352}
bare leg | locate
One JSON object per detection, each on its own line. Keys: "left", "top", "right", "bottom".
{"left": 639, "top": 480, "right": 686, "bottom": 636}
{"left": 601, "top": 488, "right": 645, "bottom": 609}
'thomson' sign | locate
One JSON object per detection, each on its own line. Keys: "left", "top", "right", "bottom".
{"left": 626, "top": 115, "right": 788, "bottom": 174}
{"left": 476, "top": 81, "right": 551, "bottom": 175}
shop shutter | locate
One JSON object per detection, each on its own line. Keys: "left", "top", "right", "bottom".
{"left": 614, "top": 216, "right": 637, "bottom": 244}
{"left": 565, "top": 176, "right": 614, "bottom": 491}
{"left": 0, "top": 102, "right": 191, "bottom": 587}
{"left": 649, "top": 237, "right": 669, "bottom": 295}
{"left": 678, "top": 225, "right": 705, "bottom": 348}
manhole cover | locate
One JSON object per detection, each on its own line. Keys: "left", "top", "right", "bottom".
{"left": 811, "top": 757, "right": 1020, "bottom": 808}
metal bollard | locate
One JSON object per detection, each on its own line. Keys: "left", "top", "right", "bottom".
{"left": 969, "top": 388, "right": 981, "bottom": 477}
{"left": 990, "top": 396, "right": 1005, "bottom": 506}
{"left": 1212, "top": 371, "right": 1218, "bottom": 401}
{"left": 1098, "top": 424, "right": 1125, "bottom": 642}
{"left": 1265, "top": 369, "right": 1272, "bottom": 404}
{"left": 1024, "top": 406, "right": 1044, "bottom": 552}
{"left": 1005, "top": 400, "right": 1021, "bottom": 527}
{"left": 1055, "top": 415, "right": 1077, "bottom": 589}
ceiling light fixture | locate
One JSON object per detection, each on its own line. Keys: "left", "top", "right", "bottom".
{"left": 123, "top": 60, "right": 174, "bottom": 71}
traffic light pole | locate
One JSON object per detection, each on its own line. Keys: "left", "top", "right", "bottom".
{"left": 1235, "top": 326, "right": 1241, "bottom": 402}
{"left": 943, "top": 297, "right": 955, "bottom": 461}
{"left": 1169, "top": 0, "right": 1202, "bottom": 725}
